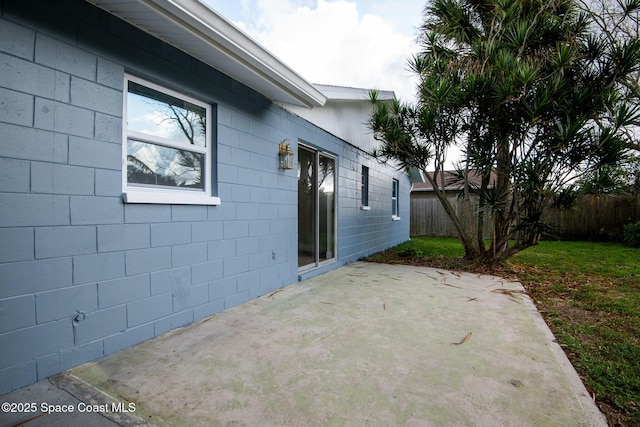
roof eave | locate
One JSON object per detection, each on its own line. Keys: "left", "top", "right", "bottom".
{"left": 86, "top": 0, "right": 326, "bottom": 108}
{"left": 314, "top": 84, "right": 396, "bottom": 102}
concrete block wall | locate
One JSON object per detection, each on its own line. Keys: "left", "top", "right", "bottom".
{"left": 336, "top": 143, "right": 410, "bottom": 263}
{"left": 291, "top": 118, "right": 410, "bottom": 282}
{"left": 0, "top": 0, "right": 409, "bottom": 394}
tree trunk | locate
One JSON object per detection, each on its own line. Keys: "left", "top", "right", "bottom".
{"left": 475, "top": 170, "right": 491, "bottom": 254}
{"left": 423, "top": 168, "right": 478, "bottom": 259}
{"left": 489, "top": 135, "right": 513, "bottom": 261}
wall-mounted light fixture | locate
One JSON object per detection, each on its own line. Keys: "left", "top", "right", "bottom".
{"left": 279, "top": 139, "right": 295, "bottom": 170}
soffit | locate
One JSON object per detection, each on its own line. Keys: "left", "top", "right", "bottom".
{"left": 86, "top": 0, "right": 326, "bottom": 107}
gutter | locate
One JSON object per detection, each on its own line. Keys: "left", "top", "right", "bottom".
{"left": 87, "top": 0, "right": 327, "bottom": 107}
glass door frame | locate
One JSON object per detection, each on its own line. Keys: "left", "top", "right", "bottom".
{"left": 298, "top": 142, "right": 337, "bottom": 272}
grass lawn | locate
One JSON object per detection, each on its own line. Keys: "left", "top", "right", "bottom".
{"left": 367, "top": 237, "right": 640, "bottom": 427}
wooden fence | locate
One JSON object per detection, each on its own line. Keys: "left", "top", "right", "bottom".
{"left": 410, "top": 193, "right": 493, "bottom": 237}
{"left": 410, "top": 193, "right": 640, "bottom": 240}
{"left": 545, "top": 195, "right": 640, "bottom": 240}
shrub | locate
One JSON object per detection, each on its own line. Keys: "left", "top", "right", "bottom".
{"left": 397, "top": 247, "right": 425, "bottom": 258}
{"left": 622, "top": 221, "right": 640, "bottom": 248}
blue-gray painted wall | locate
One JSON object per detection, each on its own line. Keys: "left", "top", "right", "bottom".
{"left": 0, "top": 0, "right": 410, "bottom": 394}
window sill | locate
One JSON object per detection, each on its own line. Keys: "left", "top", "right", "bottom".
{"left": 392, "top": 215, "right": 401, "bottom": 221}
{"left": 123, "top": 191, "right": 221, "bottom": 205}
{"left": 360, "top": 206, "right": 371, "bottom": 211}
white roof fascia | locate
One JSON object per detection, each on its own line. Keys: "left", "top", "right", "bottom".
{"left": 86, "top": 0, "right": 326, "bottom": 108}
{"left": 314, "top": 84, "right": 395, "bottom": 102}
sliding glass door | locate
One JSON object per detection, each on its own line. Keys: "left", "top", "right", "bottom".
{"left": 298, "top": 146, "right": 316, "bottom": 268}
{"left": 298, "top": 144, "right": 335, "bottom": 270}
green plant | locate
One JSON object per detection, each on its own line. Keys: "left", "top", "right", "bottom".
{"left": 368, "top": 0, "right": 640, "bottom": 264}
{"left": 623, "top": 221, "right": 640, "bottom": 247}
{"left": 397, "top": 247, "right": 424, "bottom": 258}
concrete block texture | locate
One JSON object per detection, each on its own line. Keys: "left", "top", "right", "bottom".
{"left": 0, "top": 0, "right": 410, "bottom": 394}
{"left": 151, "top": 222, "right": 191, "bottom": 247}
{"left": 0, "top": 18, "right": 35, "bottom": 60}
{"left": 126, "top": 293, "right": 172, "bottom": 327}
{"left": 34, "top": 98, "right": 94, "bottom": 138}
{"left": 104, "top": 323, "right": 154, "bottom": 355}
{"left": 70, "top": 196, "right": 124, "bottom": 225}
{"left": 95, "top": 169, "right": 122, "bottom": 196}
{"left": 34, "top": 33, "right": 96, "bottom": 81}
{"left": 70, "top": 76, "right": 122, "bottom": 116}
{"left": 36, "top": 284, "right": 98, "bottom": 324}
{"left": 0, "top": 157, "right": 30, "bottom": 193}
{"left": 68, "top": 137, "right": 121, "bottom": 169}
{"left": 31, "top": 162, "right": 95, "bottom": 195}
{"left": 73, "top": 252, "right": 125, "bottom": 284}
{"left": 0, "top": 53, "right": 70, "bottom": 102}
{"left": 36, "top": 226, "right": 96, "bottom": 258}
{"left": 0, "top": 361, "right": 36, "bottom": 395}
{"left": 172, "top": 242, "right": 207, "bottom": 268}
{"left": 72, "top": 305, "right": 127, "bottom": 346}
{"left": 193, "top": 299, "right": 224, "bottom": 322}
{"left": 223, "top": 255, "right": 249, "bottom": 277}
{"left": 0, "top": 228, "right": 34, "bottom": 263}
{"left": 208, "top": 277, "right": 237, "bottom": 302}
{"left": 125, "top": 204, "right": 172, "bottom": 224}
{"left": 191, "top": 260, "right": 223, "bottom": 285}
{"left": 59, "top": 340, "right": 104, "bottom": 373}
{"left": 125, "top": 247, "right": 172, "bottom": 276}
{"left": 0, "top": 123, "right": 68, "bottom": 163}
{"left": 30, "top": 340, "right": 103, "bottom": 383}
{"left": 0, "top": 193, "right": 70, "bottom": 227}
{"left": 96, "top": 57, "right": 123, "bottom": 90}
{"left": 236, "top": 237, "right": 260, "bottom": 256}
{"left": 0, "top": 320, "right": 73, "bottom": 369}
{"left": 172, "top": 282, "right": 208, "bottom": 312}
{"left": 0, "top": 295, "right": 36, "bottom": 334}
{"left": 150, "top": 266, "right": 190, "bottom": 296}
{"left": 97, "top": 224, "right": 150, "bottom": 252}
{"left": 0, "top": 86, "right": 33, "bottom": 127}
{"left": 208, "top": 240, "right": 235, "bottom": 260}
{"left": 154, "top": 310, "right": 194, "bottom": 336}
{"left": 171, "top": 205, "right": 208, "bottom": 222}
{"left": 236, "top": 270, "right": 260, "bottom": 292}
{"left": 0, "top": 257, "right": 72, "bottom": 297}
{"left": 191, "top": 220, "right": 223, "bottom": 242}
{"left": 94, "top": 112, "right": 122, "bottom": 144}
{"left": 98, "top": 274, "right": 150, "bottom": 309}
{"left": 223, "top": 290, "right": 250, "bottom": 309}
{"left": 223, "top": 220, "right": 249, "bottom": 240}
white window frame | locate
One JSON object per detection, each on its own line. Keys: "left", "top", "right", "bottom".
{"left": 392, "top": 178, "right": 401, "bottom": 220}
{"left": 122, "top": 74, "right": 220, "bottom": 205}
{"left": 361, "top": 165, "right": 370, "bottom": 210}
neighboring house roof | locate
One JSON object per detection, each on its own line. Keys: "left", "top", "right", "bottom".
{"left": 86, "top": 0, "right": 326, "bottom": 108}
{"left": 412, "top": 170, "right": 496, "bottom": 192}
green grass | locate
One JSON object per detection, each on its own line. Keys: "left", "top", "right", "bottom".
{"left": 391, "top": 236, "right": 466, "bottom": 258}
{"left": 368, "top": 237, "right": 640, "bottom": 426}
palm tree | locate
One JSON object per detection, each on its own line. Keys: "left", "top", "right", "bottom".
{"left": 370, "top": 0, "right": 640, "bottom": 263}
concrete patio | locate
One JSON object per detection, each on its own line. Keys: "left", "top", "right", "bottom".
{"left": 1, "top": 262, "right": 606, "bottom": 426}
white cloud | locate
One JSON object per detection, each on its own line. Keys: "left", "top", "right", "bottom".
{"left": 233, "top": 0, "right": 419, "bottom": 101}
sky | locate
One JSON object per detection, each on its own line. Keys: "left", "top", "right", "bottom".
{"left": 201, "top": 0, "right": 426, "bottom": 101}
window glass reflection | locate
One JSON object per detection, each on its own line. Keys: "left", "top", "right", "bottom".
{"left": 127, "top": 81, "right": 206, "bottom": 147}
{"left": 127, "top": 140, "right": 204, "bottom": 189}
